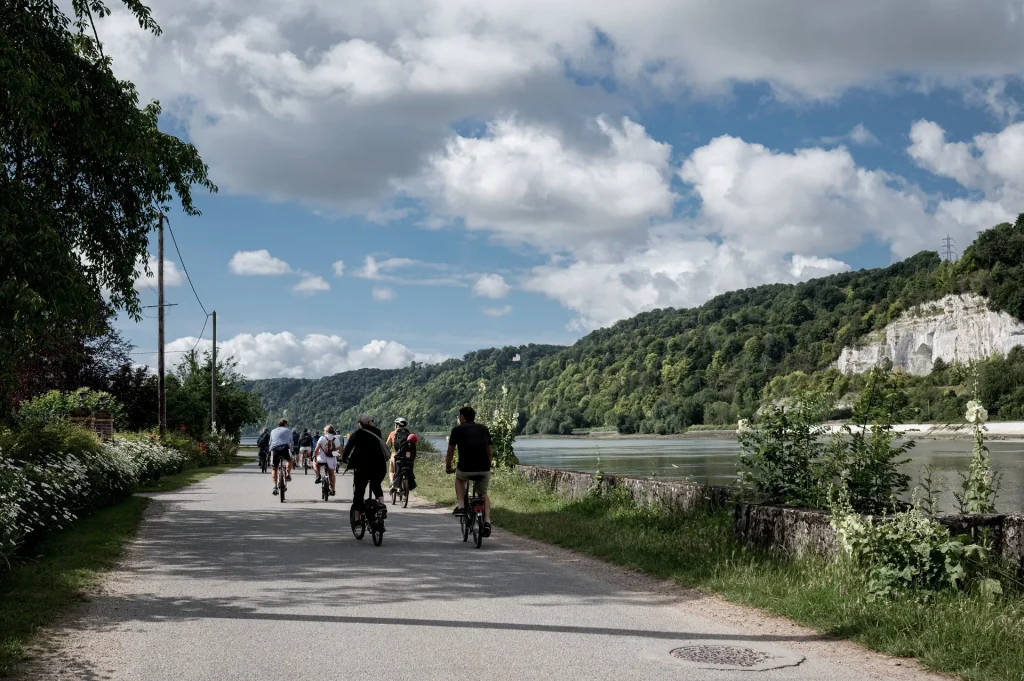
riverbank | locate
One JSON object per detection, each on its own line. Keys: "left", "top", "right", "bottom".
{"left": 411, "top": 457, "right": 1024, "bottom": 681}
{"left": 518, "top": 422, "right": 1024, "bottom": 441}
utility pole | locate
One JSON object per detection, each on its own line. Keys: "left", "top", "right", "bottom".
{"left": 211, "top": 310, "right": 217, "bottom": 433}
{"left": 158, "top": 214, "right": 166, "bottom": 438}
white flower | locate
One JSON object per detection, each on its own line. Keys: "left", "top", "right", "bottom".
{"left": 737, "top": 419, "right": 750, "bottom": 434}
{"left": 966, "top": 400, "right": 989, "bottom": 424}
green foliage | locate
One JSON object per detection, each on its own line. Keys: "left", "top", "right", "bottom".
{"left": 737, "top": 392, "right": 832, "bottom": 507}
{"left": 1, "top": 1, "right": 215, "bottom": 415}
{"left": 476, "top": 383, "right": 519, "bottom": 468}
{"left": 17, "top": 387, "right": 126, "bottom": 428}
{"left": 956, "top": 399, "right": 999, "bottom": 514}
{"left": 167, "top": 350, "right": 265, "bottom": 439}
{"left": 249, "top": 219, "right": 1024, "bottom": 434}
{"left": 831, "top": 495, "right": 991, "bottom": 601}
{"left": 829, "top": 368, "right": 913, "bottom": 514}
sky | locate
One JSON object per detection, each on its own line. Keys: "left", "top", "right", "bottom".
{"left": 106, "top": 0, "right": 1024, "bottom": 379}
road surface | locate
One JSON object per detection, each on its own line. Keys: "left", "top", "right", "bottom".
{"left": 23, "top": 460, "right": 944, "bottom": 681}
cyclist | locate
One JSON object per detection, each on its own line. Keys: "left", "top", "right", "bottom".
{"left": 387, "top": 417, "right": 411, "bottom": 490}
{"left": 312, "top": 425, "right": 342, "bottom": 495}
{"left": 270, "top": 418, "right": 294, "bottom": 495}
{"left": 342, "top": 413, "right": 389, "bottom": 523}
{"left": 446, "top": 406, "right": 492, "bottom": 536}
{"left": 393, "top": 432, "right": 419, "bottom": 493}
{"left": 291, "top": 427, "right": 301, "bottom": 460}
{"left": 298, "top": 428, "right": 314, "bottom": 468}
{"left": 256, "top": 428, "right": 270, "bottom": 472}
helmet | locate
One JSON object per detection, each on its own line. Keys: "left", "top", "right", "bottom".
{"left": 407, "top": 433, "right": 419, "bottom": 444}
{"left": 394, "top": 417, "right": 408, "bottom": 427}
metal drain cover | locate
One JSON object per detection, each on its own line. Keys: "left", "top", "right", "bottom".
{"left": 653, "top": 641, "right": 805, "bottom": 671}
{"left": 671, "top": 645, "right": 774, "bottom": 667}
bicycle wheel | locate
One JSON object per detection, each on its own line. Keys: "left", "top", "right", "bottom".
{"left": 351, "top": 509, "right": 365, "bottom": 540}
{"left": 474, "top": 515, "right": 483, "bottom": 548}
{"left": 322, "top": 482, "right": 329, "bottom": 501}
{"left": 461, "top": 515, "right": 469, "bottom": 542}
{"left": 280, "top": 482, "right": 286, "bottom": 502}
{"left": 391, "top": 488, "right": 397, "bottom": 506}
{"left": 372, "top": 529, "right": 384, "bottom": 546}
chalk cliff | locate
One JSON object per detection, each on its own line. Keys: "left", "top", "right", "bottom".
{"left": 836, "top": 294, "right": 1024, "bottom": 375}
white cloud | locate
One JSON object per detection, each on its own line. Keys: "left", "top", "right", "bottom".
{"left": 229, "top": 249, "right": 292, "bottom": 275}
{"left": 472, "top": 274, "right": 511, "bottom": 299}
{"left": 332, "top": 260, "right": 345, "bottom": 277}
{"left": 414, "top": 116, "right": 676, "bottom": 249}
{"left": 358, "top": 256, "right": 416, "bottom": 280}
{"left": 98, "top": 0, "right": 1024, "bottom": 214}
{"left": 168, "top": 331, "right": 447, "bottom": 378}
{"left": 134, "top": 254, "right": 184, "bottom": 291}
{"left": 849, "top": 124, "right": 881, "bottom": 146}
{"left": 483, "top": 305, "right": 512, "bottom": 317}
{"left": 525, "top": 238, "right": 850, "bottom": 330}
{"left": 372, "top": 286, "right": 396, "bottom": 301}
{"left": 292, "top": 275, "right": 331, "bottom": 294}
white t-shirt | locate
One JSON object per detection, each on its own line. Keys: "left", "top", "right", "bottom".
{"left": 316, "top": 434, "right": 343, "bottom": 461}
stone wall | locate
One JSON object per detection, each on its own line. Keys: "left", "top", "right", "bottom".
{"left": 734, "top": 502, "right": 1024, "bottom": 573}
{"left": 517, "top": 464, "right": 734, "bottom": 513}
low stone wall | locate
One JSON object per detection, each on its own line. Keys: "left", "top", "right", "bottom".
{"left": 734, "top": 502, "right": 1024, "bottom": 572}
{"left": 517, "top": 464, "right": 734, "bottom": 513}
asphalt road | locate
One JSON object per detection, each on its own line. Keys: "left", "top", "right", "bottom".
{"left": 27, "top": 459, "right": 944, "bottom": 681}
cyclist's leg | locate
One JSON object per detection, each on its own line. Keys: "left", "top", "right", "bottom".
{"left": 352, "top": 471, "right": 368, "bottom": 520}
{"left": 370, "top": 473, "right": 385, "bottom": 502}
{"left": 271, "top": 451, "right": 279, "bottom": 486}
{"left": 454, "top": 471, "right": 467, "bottom": 510}
{"left": 328, "top": 467, "right": 337, "bottom": 493}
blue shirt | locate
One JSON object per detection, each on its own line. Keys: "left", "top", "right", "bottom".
{"left": 270, "top": 426, "right": 293, "bottom": 450}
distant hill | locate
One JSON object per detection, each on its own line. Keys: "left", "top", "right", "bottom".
{"left": 245, "top": 217, "right": 1024, "bottom": 434}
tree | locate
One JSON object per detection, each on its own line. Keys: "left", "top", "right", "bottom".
{"left": 1, "top": 0, "right": 215, "bottom": 416}
{"left": 167, "top": 350, "right": 265, "bottom": 438}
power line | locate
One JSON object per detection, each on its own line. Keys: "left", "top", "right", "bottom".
{"left": 165, "top": 216, "right": 209, "bottom": 316}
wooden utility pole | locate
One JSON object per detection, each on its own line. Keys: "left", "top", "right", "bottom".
{"left": 211, "top": 310, "right": 217, "bottom": 433}
{"left": 158, "top": 214, "right": 166, "bottom": 437}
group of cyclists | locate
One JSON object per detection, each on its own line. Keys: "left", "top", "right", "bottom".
{"left": 256, "top": 407, "right": 492, "bottom": 535}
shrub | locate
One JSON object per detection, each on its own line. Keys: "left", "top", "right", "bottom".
{"left": 18, "top": 388, "right": 126, "bottom": 429}
{"left": 0, "top": 428, "right": 188, "bottom": 569}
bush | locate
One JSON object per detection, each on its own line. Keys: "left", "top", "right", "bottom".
{"left": 18, "top": 388, "right": 126, "bottom": 429}
{"left": 0, "top": 426, "right": 189, "bottom": 569}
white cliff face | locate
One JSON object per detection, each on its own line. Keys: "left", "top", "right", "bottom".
{"left": 836, "top": 294, "right": 1024, "bottom": 375}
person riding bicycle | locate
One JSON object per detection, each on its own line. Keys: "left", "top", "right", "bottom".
{"left": 256, "top": 428, "right": 270, "bottom": 471}
{"left": 387, "top": 417, "right": 411, "bottom": 490}
{"left": 298, "top": 428, "right": 313, "bottom": 467}
{"left": 312, "top": 425, "right": 342, "bottom": 496}
{"left": 291, "top": 427, "right": 301, "bottom": 459}
{"left": 393, "top": 432, "right": 419, "bottom": 493}
{"left": 446, "top": 406, "right": 492, "bottom": 536}
{"left": 270, "top": 418, "right": 294, "bottom": 495}
{"left": 342, "top": 413, "right": 389, "bottom": 523}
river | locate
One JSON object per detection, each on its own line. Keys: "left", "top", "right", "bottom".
{"left": 241, "top": 435, "right": 1024, "bottom": 512}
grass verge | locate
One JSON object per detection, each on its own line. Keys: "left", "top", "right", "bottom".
{"left": 0, "top": 456, "right": 246, "bottom": 677}
{"left": 414, "top": 456, "right": 1024, "bottom": 681}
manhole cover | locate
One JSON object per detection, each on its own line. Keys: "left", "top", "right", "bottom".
{"left": 671, "top": 645, "right": 774, "bottom": 668}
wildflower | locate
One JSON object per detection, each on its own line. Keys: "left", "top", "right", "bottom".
{"left": 966, "top": 400, "right": 988, "bottom": 424}
{"left": 737, "top": 419, "right": 750, "bottom": 434}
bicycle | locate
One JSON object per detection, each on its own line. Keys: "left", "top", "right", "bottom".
{"left": 258, "top": 449, "right": 269, "bottom": 474}
{"left": 391, "top": 453, "right": 413, "bottom": 508}
{"left": 276, "top": 454, "right": 289, "bottom": 502}
{"left": 459, "top": 477, "right": 486, "bottom": 549}
{"left": 350, "top": 486, "right": 387, "bottom": 546}
{"left": 320, "top": 465, "right": 332, "bottom": 501}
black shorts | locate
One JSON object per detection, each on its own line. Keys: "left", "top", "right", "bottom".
{"left": 271, "top": 447, "right": 292, "bottom": 467}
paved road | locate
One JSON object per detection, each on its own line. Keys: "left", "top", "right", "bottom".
{"left": 27, "top": 460, "right": 943, "bottom": 681}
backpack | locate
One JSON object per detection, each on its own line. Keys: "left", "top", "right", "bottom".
{"left": 322, "top": 435, "right": 337, "bottom": 456}
{"left": 393, "top": 427, "right": 410, "bottom": 452}
{"left": 299, "top": 432, "right": 312, "bottom": 447}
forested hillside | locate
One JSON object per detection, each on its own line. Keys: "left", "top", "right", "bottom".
{"left": 246, "top": 217, "right": 1024, "bottom": 434}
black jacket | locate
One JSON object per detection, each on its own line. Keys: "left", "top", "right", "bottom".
{"left": 342, "top": 423, "right": 388, "bottom": 477}
{"left": 257, "top": 431, "right": 270, "bottom": 450}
